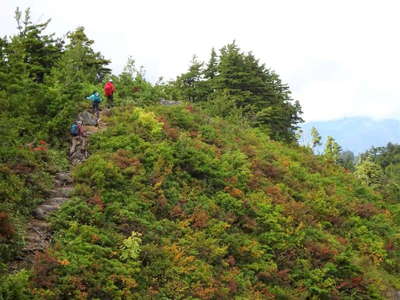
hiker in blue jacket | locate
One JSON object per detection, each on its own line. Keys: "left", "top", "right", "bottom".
{"left": 70, "top": 120, "right": 86, "bottom": 156}
{"left": 86, "top": 91, "right": 102, "bottom": 120}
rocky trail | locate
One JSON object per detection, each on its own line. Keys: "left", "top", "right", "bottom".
{"left": 8, "top": 110, "right": 107, "bottom": 271}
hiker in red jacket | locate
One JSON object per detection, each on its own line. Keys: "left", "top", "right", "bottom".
{"left": 104, "top": 79, "right": 116, "bottom": 108}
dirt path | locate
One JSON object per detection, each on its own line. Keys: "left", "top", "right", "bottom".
{"left": 8, "top": 110, "right": 108, "bottom": 271}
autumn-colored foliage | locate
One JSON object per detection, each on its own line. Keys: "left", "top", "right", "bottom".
{"left": 3, "top": 105, "right": 400, "bottom": 299}
{"left": 0, "top": 212, "right": 15, "bottom": 240}
{"left": 32, "top": 251, "right": 60, "bottom": 288}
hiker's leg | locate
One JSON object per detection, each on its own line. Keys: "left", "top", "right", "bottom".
{"left": 96, "top": 102, "right": 100, "bottom": 119}
{"left": 81, "top": 136, "right": 86, "bottom": 150}
{"left": 110, "top": 94, "right": 114, "bottom": 108}
{"left": 92, "top": 102, "right": 99, "bottom": 123}
{"left": 70, "top": 136, "right": 77, "bottom": 155}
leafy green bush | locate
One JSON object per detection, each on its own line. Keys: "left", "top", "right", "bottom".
{"left": 19, "top": 105, "right": 400, "bottom": 298}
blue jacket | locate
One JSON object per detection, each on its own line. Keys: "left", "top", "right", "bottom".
{"left": 86, "top": 92, "right": 102, "bottom": 103}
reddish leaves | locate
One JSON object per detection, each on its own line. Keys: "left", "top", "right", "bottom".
{"left": 185, "top": 105, "right": 195, "bottom": 113}
{"left": 281, "top": 200, "right": 312, "bottom": 223}
{"left": 226, "top": 255, "right": 236, "bottom": 266}
{"left": 337, "top": 276, "right": 366, "bottom": 291}
{"left": 252, "top": 160, "right": 283, "bottom": 180}
{"left": 32, "top": 146, "right": 47, "bottom": 151}
{"left": 192, "top": 209, "right": 209, "bottom": 229}
{"left": 88, "top": 194, "right": 105, "bottom": 211}
{"left": 12, "top": 163, "right": 34, "bottom": 174}
{"left": 157, "top": 116, "right": 180, "bottom": 140}
{"left": 355, "top": 203, "right": 381, "bottom": 218}
{"left": 385, "top": 239, "right": 395, "bottom": 251}
{"left": 193, "top": 286, "right": 218, "bottom": 300}
{"left": 306, "top": 242, "right": 338, "bottom": 262}
{"left": 240, "top": 215, "right": 257, "bottom": 232}
{"left": 224, "top": 186, "right": 243, "bottom": 199}
{"left": 0, "top": 212, "right": 15, "bottom": 240}
{"left": 265, "top": 185, "right": 287, "bottom": 204}
{"left": 170, "top": 204, "right": 185, "bottom": 219}
{"left": 111, "top": 149, "right": 141, "bottom": 169}
{"left": 228, "top": 280, "right": 238, "bottom": 293}
{"left": 32, "top": 251, "right": 60, "bottom": 288}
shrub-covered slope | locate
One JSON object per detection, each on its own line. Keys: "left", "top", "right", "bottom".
{"left": 16, "top": 105, "right": 400, "bottom": 299}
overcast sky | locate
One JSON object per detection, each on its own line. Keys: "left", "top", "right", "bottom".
{"left": 1, "top": 0, "right": 400, "bottom": 122}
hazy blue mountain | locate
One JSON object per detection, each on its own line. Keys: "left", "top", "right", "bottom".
{"left": 301, "top": 117, "right": 400, "bottom": 154}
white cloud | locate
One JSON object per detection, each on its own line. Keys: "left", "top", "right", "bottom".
{"left": 1, "top": 0, "right": 400, "bottom": 122}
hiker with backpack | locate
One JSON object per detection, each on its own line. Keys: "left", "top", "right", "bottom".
{"left": 86, "top": 91, "right": 102, "bottom": 120}
{"left": 70, "top": 120, "right": 86, "bottom": 155}
{"left": 104, "top": 79, "right": 116, "bottom": 108}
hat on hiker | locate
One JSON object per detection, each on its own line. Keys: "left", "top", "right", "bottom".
{"left": 77, "top": 120, "right": 83, "bottom": 125}
{"left": 109, "top": 79, "right": 113, "bottom": 82}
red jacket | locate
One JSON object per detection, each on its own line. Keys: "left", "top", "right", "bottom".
{"left": 104, "top": 82, "right": 116, "bottom": 96}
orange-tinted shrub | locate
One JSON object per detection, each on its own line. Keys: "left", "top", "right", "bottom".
{"left": 32, "top": 251, "right": 60, "bottom": 288}
{"left": 0, "top": 212, "right": 15, "bottom": 240}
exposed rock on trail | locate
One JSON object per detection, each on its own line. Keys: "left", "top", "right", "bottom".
{"left": 9, "top": 171, "right": 72, "bottom": 270}
{"left": 160, "top": 98, "right": 181, "bottom": 106}
{"left": 9, "top": 110, "right": 107, "bottom": 271}
{"left": 78, "top": 111, "right": 98, "bottom": 126}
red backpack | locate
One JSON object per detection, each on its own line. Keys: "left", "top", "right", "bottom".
{"left": 104, "top": 82, "right": 114, "bottom": 96}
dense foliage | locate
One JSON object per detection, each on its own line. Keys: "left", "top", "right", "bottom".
{"left": 167, "top": 43, "right": 303, "bottom": 143}
{"left": 2, "top": 8, "right": 400, "bottom": 300}
{"left": 357, "top": 143, "right": 400, "bottom": 201}
{"left": 0, "top": 105, "right": 395, "bottom": 299}
{"left": 0, "top": 9, "right": 111, "bottom": 268}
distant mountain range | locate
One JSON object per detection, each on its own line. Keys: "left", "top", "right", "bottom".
{"left": 301, "top": 117, "right": 400, "bottom": 154}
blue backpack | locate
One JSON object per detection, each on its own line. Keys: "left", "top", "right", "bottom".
{"left": 70, "top": 123, "right": 79, "bottom": 136}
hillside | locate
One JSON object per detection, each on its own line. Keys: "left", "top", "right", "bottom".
{"left": 2, "top": 104, "right": 399, "bottom": 299}
{"left": 301, "top": 117, "right": 400, "bottom": 154}
{"left": 1, "top": 10, "right": 400, "bottom": 299}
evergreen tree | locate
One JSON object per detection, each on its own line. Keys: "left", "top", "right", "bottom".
{"left": 0, "top": 38, "right": 8, "bottom": 88}
{"left": 324, "top": 136, "right": 342, "bottom": 162}
{"left": 213, "top": 42, "right": 303, "bottom": 142}
{"left": 203, "top": 48, "right": 218, "bottom": 80}
{"left": 174, "top": 56, "right": 208, "bottom": 102}
{"left": 115, "top": 56, "right": 163, "bottom": 106}
{"left": 169, "top": 42, "right": 303, "bottom": 142}
{"left": 0, "top": 8, "right": 64, "bottom": 136}
{"left": 311, "top": 126, "right": 322, "bottom": 150}
{"left": 13, "top": 7, "right": 63, "bottom": 83}
{"left": 64, "top": 27, "right": 111, "bottom": 83}
{"left": 338, "top": 150, "right": 355, "bottom": 170}
{"left": 354, "top": 159, "right": 385, "bottom": 189}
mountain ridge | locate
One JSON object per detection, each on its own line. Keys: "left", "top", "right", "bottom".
{"left": 301, "top": 116, "right": 400, "bottom": 154}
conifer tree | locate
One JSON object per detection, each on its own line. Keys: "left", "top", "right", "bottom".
{"left": 311, "top": 126, "right": 322, "bottom": 151}
{"left": 338, "top": 150, "right": 355, "bottom": 170}
{"left": 64, "top": 27, "right": 111, "bottom": 83}
{"left": 324, "top": 136, "right": 342, "bottom": 162}
{"left": 13, "top": 7, "right": 63, "bottom": 83}
{"left": 203, "top": 48, "right": 218, "bottom": 80}
{"left": 174, "top": 56, "right": 207, "bottom": 102}
{"left": 213, "top": 42, "right": 303, "bottom": 142}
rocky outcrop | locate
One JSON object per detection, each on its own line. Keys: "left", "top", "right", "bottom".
{"left": 9, "top": 171, "right": 73, "bottom": 270}
{"left": 70, "top": 136, "right": 88, "bottom": 166}
{"left": 160, "top": 99, "right": 181, "bottom": 106}
{"left": 78, "top": 111, "right": 98, "bottom": 126}
{"left": 9, "top": 111, "right": 106, "bottom": 272}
